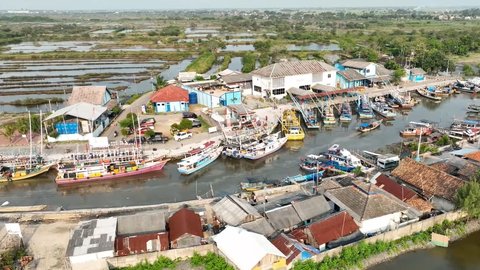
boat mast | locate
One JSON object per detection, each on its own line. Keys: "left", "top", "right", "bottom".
{"left": 40, "top": 110, "right": 43, "bottom": 157}
{"left": 416, "top": 127, "right": 422, "bottom": 161}
{"left": 28, "top": 111, "right": 33, "bottom": 169}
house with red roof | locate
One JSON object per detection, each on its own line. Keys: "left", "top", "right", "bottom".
{"left": 168, "top": 208, "right": 203, "bottom": 249}
{"left": 150, "top": 85, "right": 189, "bottom": 113}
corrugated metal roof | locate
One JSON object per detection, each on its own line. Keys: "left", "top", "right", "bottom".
{"left": 307, "top": 211, "right": 359, "bottom": 246}
{"left": 411, "top": 68, "right": 426, "bottom": 75}
{"left": 240, "top": 218, "right": 275, "bottom": 237}
{"left": 291, "top": 196, "right": 331, "bottom": 221}
{"left": 168, "top": 208, "right": 203, "bottom": 242}
{"left": 265, "top": 205, "right": 302, "bottom": 230}
{"left": 68, "top": 86, "right": 108, "bottom": 106}
{"left": 117, "top": 212, "right": 166, "bottom": 236}
{"left": 341, "top": 60, "right": 372, "bottom": 70}
{"left": 115, "top": 232, "right": 169, "bottom": 256}
{"left": 213, "top": 226, "right": 285, "bottom": 270}
{"left": 221, "top": 73, "right": 252, "bottom": 84}
{"left": 338, "top": 69, "right": 367, "bottom": 81}
{"left": 252, "top": 60, "right": 335, "bottom": 78}
{"left": 45, "top": 102, "right": 107, "bottom": 121}
{"left": 212, "top": 195, "right": 261, "bottom": 226}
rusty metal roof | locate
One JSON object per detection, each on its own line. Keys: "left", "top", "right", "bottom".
{"left": 307, "top": 211, "right": 359, "bottom": 246}
{"left": 168, "top": 208, "right": 203, "bottom": 242}
{"left": 252, "top": 60, "right": 335, "bottom": 78}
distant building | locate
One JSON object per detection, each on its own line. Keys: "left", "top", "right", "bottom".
{"left": 251, "top": 60, "right": 337, "bottom": 99}
{"left": 220, "top": 73, "right": 253, "bottom": 94}
{"left": 45, "top": 102, "right": 110, "bottom": 142}
{"left": 339, "top": 60, "right": 377, "bottom": 79}
{"left": 68, "top": 86, "right": 118, "bottom": 110}
{"left": 182, "top": 82, "right": 242, "bottom": 108}
{"left": 212, "top": 195, "right": 262, "bottom": 226}
{"left": 337, "top": 69, "right": 367, "bottom": 89}
{"left": 336, "top": 60, "right": 392, "bottom": 85}
{"left": 213, "top": 226, "right": 286, "bottom": 270}
{"left": 409, "top": 68, "right": 426, "bottom": 82}
{"left": 177, "top": 72, "right": 197, "bottom": 83}
{"left": 168, "top": 208, "right": 203, "bottom": 249}
{"left": 66, "top": 217, "right": 117, "bottom": 265}
{"left": 150, "top": 85, "right": 189, "bottom": 113}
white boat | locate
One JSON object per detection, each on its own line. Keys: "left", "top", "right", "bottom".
{"left": 177, "top": 146, "right": 223, "bottom": 175}
{"left": 242, "top": 132, "right": 287, "bottom": 160}
{"left": 323, "top": 106, "right": 337, "bottom": 125}
{"left": 371, "top": 102, "right": 396, "bottom": 119}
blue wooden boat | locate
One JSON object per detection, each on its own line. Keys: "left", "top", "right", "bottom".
{"left": 357, "top": 95, "right": 374, "bottom": 119}
{"left": 284, "top": 171, "right": 324, "bottom": 184}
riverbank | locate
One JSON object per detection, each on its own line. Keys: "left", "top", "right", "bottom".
{"left": 363, "top": 218, "right": 480, "bottom": 270}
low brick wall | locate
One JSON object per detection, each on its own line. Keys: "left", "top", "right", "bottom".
{"left": 307, "top": 211, "right": 466, "bottom": 265}
{"left": 106, "top": 244, "right": 216, "bottom": 269}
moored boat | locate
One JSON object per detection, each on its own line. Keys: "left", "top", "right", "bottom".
{"left": 242, "top": 132, "right": 287, "bottom": 160}
{"left": 282, "top": 109, "right": 305, "bottom": 141}
{"left": 357, "top": 119, "right": 382, "bottom": 133}
{"left": 323, "top": 106, "right": 337, "bottom": 125}
{"left": 400, "top": 126, "right": 432, "bottom": 137}
{"left": 416, "top": 88, "right": 442, "bottom": 101}
{"left": 56, "top": 158, "right": 169, "bottom": 186}
{"left": 177, "top": 146, "right": 223, "bottom": 175}
{"left": 371, "top": 102, "right": 396, "bottom": 119}
{"left": 0, "top": 158, "right": 52, "bottom": 183}
{"left": 339, "top": 102, "right": 352, "bottom": 122}
{"left": 303, "top": 108, "right": 320, "bottom": 129}
{"left": 357, "top": 95, "right": 374, "bottom": 119}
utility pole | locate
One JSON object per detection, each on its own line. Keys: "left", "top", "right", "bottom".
{"left": 28, "top": 111, "right": 33, "bottom": 169}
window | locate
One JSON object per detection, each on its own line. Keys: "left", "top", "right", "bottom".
{"left": 366, "top": 69, "right": 370, "bottom": 73}
{"left": 272, "top": 88, "right": 285, "bottom": 95}
{"left": 328, "top": 73, "right": 332, "bottom": 78}
{"left": 254, "top": 86, "right": 262, "bottom": 92}
{"left": 299, "top": 85, "right": 311, "bottom": 90}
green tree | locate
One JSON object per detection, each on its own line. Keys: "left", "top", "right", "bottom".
{"left": 392, "top": 68, "right": 406, "bottom": 84}
{"left": 456, "top": 177, "right": 480, "bottom": 218}
{"left": 385, "top": 59, "right": 401, "bottom": 70}
{"left": 1, "top": 124, "right": 16, "bottom": 142}
{"left": 119, "top": 113, "right": 138, "bottom": 130}
{"left": 160, "top": 25, "right": 181, "bottom": 36}
{"left": 144, "top": 129, "right": 156, "bottom": 139}
{"left": 154, "top": 75, "right": 168, "bottom": 89}
{"left": 463, "top": 64, "right": 476, "bottom": 77}
{"left": 253, "top": 40, "right": 272, "bottom": 52}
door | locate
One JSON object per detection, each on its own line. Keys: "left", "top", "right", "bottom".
{"left": 166, "top": 103, "right": 171, "bottom": 112}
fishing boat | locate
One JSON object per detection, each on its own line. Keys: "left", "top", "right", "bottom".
{"left": 357, "top": 95, "right": 374, "bottom": 119}
{"left": 357, "top": 119, "right": 382, "bottom": 133}
{"left": 391, "top": 92, "right": 416, "bottom": 108}
{"left": 177, "top": 146, "right": 223, "bottom": 175}
{"left": 56, "top": 157, "right": 169, "bottom": 186}
{"left": 282, "top": 109, "right": 305, "bottom": 141}
{"left": 339, "top": 103, "right": 352, "bottom": 122}
{"left": 416, "top": 87, "right": 442, "bottom": 101}
{"left": 303, "top": 108, "right": 320, "bottom": 129}
{"left": 240, "top": 177, "right": 280, "bottom": 192}
{"left": 400, "top": 126, "right": 432, "bottom": 137}
{"left": 284, "top": 171, "right": 324, "bottom": 184}
{"left": 467, "top": 104, "right": 480, "bottom": 113}
{"left": 242, "top": 132, "right": 287, "bottom": 160}
{"left": 370, "top": 102, "right": 396, "bottom": 119}
{"left": 301, "top": 144, "right": 365, "bottom": 173}
{"left": 323, "top": 106, "right": 337, "bottom": 125}
{"left": 0, "top": 156, "right": 52, "bottom": 183}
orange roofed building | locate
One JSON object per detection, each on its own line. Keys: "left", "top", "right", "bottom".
{"left": 150, "top": 85, "right": 189, "bottom": 113}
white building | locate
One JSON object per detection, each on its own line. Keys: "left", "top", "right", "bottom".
{"left": 251, "top": 60, "right": 337, "bottom": 99}
{"left": 340, "top": 60, "right": 377, "bottom": 79}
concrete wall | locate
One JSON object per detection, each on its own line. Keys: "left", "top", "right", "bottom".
{"left": 106, "top": 244, "right": 215, "bottom": 268}
{"left": 360, "top": 212, "right": 402, "bottom": 235}
{"left": 155, "top": 101, "right": 189, "bottom": 113}
{"left": 303, "top": 211, "right": 465, "bottom": 265}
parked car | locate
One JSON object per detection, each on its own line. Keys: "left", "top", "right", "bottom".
{"left": 182, "top": 112, "right": 198, "bottom": 119}
{"left": 188, "top": 118, "right": 202, "bottom": 128}
{"left": 127, "top": 136, "right": 147, "bottom": 144}
{"left": 147, "top": 135, "right": 169, "bottom": 144}
{"left": 140, "top": 117, "right": 156, "bottom": 128}
{"left": 174, "top": 131, "right": 192, "bottom": 141}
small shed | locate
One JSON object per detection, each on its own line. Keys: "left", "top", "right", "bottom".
{"left": 409, "top": 68, "right": 426, "bottom": 82}
{"left": 291, "top": 195, "right": 332, "bottom": 222}
{"left": 168, "top": 208, "right": 203, "bottom": 249}
{"left": 240, "top": 218, "right": 276, "bottom": 237}
{"left": 265, "top": 205, "right": 302, "bottom": 231}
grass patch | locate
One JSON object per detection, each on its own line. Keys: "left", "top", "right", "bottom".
{"left": 115, "top": 256, "right": 177, "bottom": 270}
{"left": 190, "top": 252, "right": 234, "bottom": 270}
{"left": 198, "top": 115, "right": 212, "bottom": 132}
{"left": 186, "top": 52, "right": 217, "bottom": 74}
{"left": 125, "top": 93, "right": 142, "bottom": 105}
{"left": 1, "top": 97, "right": 64, "bottom": 106}
{"left": 293, "top": 219, "right": 467, "bottom": 270}
{"left": 1, "top": 246, "right": 28, "bottom": 269}
{"left": 218, "top": 54, "right": 232, "bottom": 71}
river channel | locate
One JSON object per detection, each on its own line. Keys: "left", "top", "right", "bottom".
{"left": 0, "top": 94, "right": 477, "bottom": 209}
{"left": 370, "top": 230, "right": 480, "bottom": 270}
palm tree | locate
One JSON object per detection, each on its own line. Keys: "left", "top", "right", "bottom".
{"left": 154, "top": 75, "right": 168, "bottom": 89}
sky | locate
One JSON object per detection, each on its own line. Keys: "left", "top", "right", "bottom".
{"left": 2, "top": 0, "right": 479, "bottom": 10}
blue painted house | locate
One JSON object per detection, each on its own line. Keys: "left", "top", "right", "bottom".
{"left": 150, "top": 85, "right": 189, "bottom": 113}
{"left": 183, "top": 85, "right": 242, "bottom": 108}
{"left": 337, "top": 69, "right": 367, "bottom": 89}
{"left": 409, "top": 68, "right": 426, "bottom": 82}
